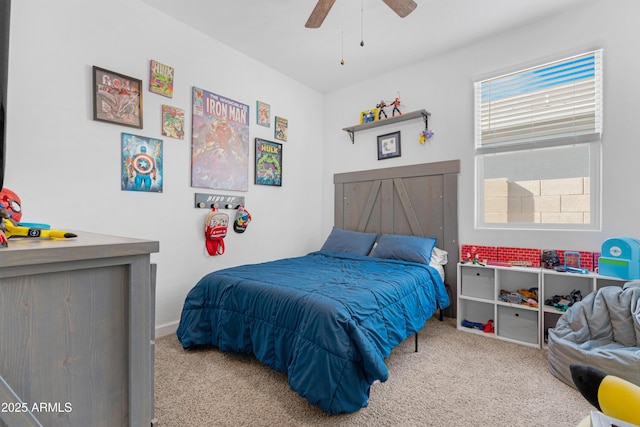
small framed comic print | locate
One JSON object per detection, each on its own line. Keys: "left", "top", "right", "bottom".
{"left": 162, "top": 105, "right": 185, "bottom": 140}
{"left": 274, "top": 116, "right": 288, "bottom": 141}
{"left": 121, "top": 133, "right": 163, "bottom": 192}
{"left": 149, "top": 60, "right": 174, "bottom": 98}
{"left": 377, "top": 131, "right": 401, "bottom": 160}
{"left": 255, "top": 138, "right": 282, "bottom": 187}
{"left": 257, "top": 101, "right": 270, "bottom": 127}
{"left": 93, "top": 66, "right": 143, "bottom": 128}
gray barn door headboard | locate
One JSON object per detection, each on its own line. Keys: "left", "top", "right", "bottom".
{"left": 334, "top": 160, "right": 460, "bottom": 317}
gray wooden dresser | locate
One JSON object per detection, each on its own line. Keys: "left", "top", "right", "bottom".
{"left": 0, "top": 231, "right": 159, "bottom": 427}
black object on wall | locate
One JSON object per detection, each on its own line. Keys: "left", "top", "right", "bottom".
{"left": 0, "top": 0, "right": 11, "bottom": 191}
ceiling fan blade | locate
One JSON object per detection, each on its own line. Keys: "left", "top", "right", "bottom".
{"left": 382, "top": 0, "right": 417, "bottom": 18}
{"left": 305, "top": 0, "right": 336, "bottom": 28}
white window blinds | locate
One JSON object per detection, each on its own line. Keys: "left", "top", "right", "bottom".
{"left": 475, "top": 50, "right": 602, "bottom": 153}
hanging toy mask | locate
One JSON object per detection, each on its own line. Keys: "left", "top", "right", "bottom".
{"left": 233, "top": 205, "right": 252, "bottom": 233}
{"left": 204, "top": 205, "right": 229, "bottom": 256}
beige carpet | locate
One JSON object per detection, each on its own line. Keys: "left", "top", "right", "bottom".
{"left": 154, "top": 317, "right": 593, "bottom": 426}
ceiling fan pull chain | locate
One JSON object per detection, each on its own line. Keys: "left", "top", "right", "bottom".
{"left": 340, "top": 11, "right": 345, "bottom": 65}
{"left": 360, "top": 0, "right": 365, "bottom": 47}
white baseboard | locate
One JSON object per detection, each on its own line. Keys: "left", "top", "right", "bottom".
{"left": 155, "top": 320, "right": 179, "bottom": 338}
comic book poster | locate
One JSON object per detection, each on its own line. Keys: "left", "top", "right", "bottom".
{"left": 254, "top": 138, "right": 282, "bottom": 187}
{"left": 121, "top": 133, "right": 163, "bottom": 193}
{"left": 149, "top": 60, "right": 174, "bottom": 98}
{"left": 162, "top": 105, "right": 185, "bottom": 140}
{"left": 191, "top": 87, "right": 250, "bottom": 191}
{"left": 256, "top": 100, "right": 270, "bottom": 127}
{"left": 93, "top": 66, "right": 142, "bottom": 128}
{"left": 274, "top": 116, "right": 288, "bottom": 141}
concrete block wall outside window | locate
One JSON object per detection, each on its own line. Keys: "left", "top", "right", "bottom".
{"left": 484, "top": 177, "right": 590, "bottom": 224}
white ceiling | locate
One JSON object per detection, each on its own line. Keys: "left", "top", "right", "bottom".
{"left": 141, "top": 0, "right": 589, "bottom": 94}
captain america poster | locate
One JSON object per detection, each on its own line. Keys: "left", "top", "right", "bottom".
{"left": 121, "top": 133, "right": 163, "bottom": 193}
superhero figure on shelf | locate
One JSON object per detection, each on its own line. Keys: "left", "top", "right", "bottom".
{"left": 390, "top": 94, "right": 403, "bottom": 117}
{"left": 376, "top": 100, "right": 388, "bottom": 120}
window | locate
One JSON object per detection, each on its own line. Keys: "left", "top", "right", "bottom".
{"left": 474, "top": 50, "right": 602, "bottom": 229}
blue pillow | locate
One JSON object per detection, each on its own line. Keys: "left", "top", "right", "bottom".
{"left": 320, "top": 227, "right": 378, "bottom": 256}
{"left": 372, "top": 234, "right": 437, "bottom": 264}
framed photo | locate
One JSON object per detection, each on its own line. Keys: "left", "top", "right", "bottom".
{"left": 255, "top": 138, "right": 282, "bottom": 186}
{"left": 377, "top": 131, "right": 401, "bottom": 160}
{"left": 257, "top": 101, "right": 270, "bottom": 127}
{"left": 149, "top": 60, "right": 174, "bottom": 98}
{"left": 274, "top": 116, "right": 288, "bottom": 141}
{"left": 93, "top": 66, "right": 143, "bottom": 128}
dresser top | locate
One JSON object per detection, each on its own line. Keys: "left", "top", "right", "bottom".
{"left": 0, "top": 230, "right": 159, "bottom": 268}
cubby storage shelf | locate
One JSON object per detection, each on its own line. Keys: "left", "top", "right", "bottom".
{"left": 457, "top": 262, "right": 627, "bottom": 348}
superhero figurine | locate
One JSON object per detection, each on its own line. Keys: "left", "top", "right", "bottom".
{"left": 390, "top": 94, "right": 403, "bottom": 117}
{"left": 376, "top": 100, "right": 388, "bottom": 120}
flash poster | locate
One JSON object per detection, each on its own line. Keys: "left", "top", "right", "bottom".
{"left": 191, "top": 87, "right": 250, "bottom": 191}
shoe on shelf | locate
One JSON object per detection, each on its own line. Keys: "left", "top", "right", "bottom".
{"left": 461, "top": 319, "right": 485, "bottom": 330}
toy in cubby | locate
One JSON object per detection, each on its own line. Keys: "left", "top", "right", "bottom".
{"left": 460, "top": 244, "right": 497, "bottom": 264}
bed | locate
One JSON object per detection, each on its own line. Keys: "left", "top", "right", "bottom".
{"left": 177, "top": 160, "right": 460, "bottom": 414}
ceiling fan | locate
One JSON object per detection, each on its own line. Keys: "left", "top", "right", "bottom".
{"left": 305, "top": 0, "right": 418, "bottom": 28}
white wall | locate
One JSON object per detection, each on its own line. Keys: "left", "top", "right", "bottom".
{"left": 322, "top": 0, "right": 640, "bottom": 253}
{"left": 5, "top": 0, "right": 324, "bottom": 335}
{"left": 6, "top": 0, "right": 640, "bottom": 334}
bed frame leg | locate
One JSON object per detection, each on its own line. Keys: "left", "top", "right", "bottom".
{"left": 417, "top": 302, "right": 448, "bottom": 353}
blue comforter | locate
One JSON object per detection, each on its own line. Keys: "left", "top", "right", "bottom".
{"left": 177, "top": 250, "right": 449, "bottom": 414}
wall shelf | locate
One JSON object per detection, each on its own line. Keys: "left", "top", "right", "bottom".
{"left": 342, "top": 109, "right": 431, "bottom": 143}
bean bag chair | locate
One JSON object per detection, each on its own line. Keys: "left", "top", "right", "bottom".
{"left": 548, "top": 281, "right": 640, "bottom": 388}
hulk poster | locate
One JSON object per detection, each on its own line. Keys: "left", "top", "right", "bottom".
{"left": 254, "top": 138, "right": 282, "bottom": 187}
